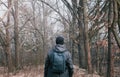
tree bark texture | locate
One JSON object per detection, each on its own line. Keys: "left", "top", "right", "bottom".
{"left": 5, "top": 0, "right": 13, "bottom": 72}
{"left": 83, "top": 0, "right": 92, "bottom": 73}
{"left": 14, "top": 0, "right": 19, "bottom": 69}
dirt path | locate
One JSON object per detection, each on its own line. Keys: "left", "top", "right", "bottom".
{"left": 0, "top": 66, "right": 100, "bottom": 77}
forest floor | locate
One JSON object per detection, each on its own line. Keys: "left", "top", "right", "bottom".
{"left": 0, "top": 65, "right": 101, "bottom": 77}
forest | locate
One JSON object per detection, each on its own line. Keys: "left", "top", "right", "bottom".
{"left": 0, "top": 0, "right": 120, "bottom": 77}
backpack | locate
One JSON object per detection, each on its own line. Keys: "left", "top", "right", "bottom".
{"left": 51, "top": 50, "right": 66, "bottom": 73}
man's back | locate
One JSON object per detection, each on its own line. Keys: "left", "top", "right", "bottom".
{"left": 44, "top": 36, "right": 73, "bottom": 77}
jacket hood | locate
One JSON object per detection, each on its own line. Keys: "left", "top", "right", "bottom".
{"left": 53, "top": 44, "right": 67, "bottom": 53}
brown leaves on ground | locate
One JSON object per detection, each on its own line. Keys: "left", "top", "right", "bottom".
{"left": 0, "top": 65, "right": 101, "bottom": 77}
{"left": 73, "top": 66, "right": 100, "bottom": 77}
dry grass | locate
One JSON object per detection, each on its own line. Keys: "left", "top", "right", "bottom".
{"left": 0, "top": 66, "right": 101, "bottom": 77}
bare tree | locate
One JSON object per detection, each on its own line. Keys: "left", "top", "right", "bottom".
{"left": 77, "top": 0, "right": 87, "bottom": 69}
{"left": 82, "top": 0, "right": 92, "bottom": 73}
{"left": 5, "top": 0, "right": 13, "bottom": 72}
{"left": 70, "top": 0, "right": 77, "bottom": 64}
{"left": 14, "top": 0, "right": 19, "bottom": 69}
{"left": 107, "top": 0, "right": 114, "bottom": 77}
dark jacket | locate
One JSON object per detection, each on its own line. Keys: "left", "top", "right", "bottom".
{"left": 44, "top": 44, "right": 74, "bottom": 77}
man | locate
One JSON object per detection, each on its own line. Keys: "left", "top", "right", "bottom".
{"left": 44, "top": 36, "right": 74, "bottom": 77}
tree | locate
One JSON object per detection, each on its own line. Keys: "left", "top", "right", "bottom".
{"left": 77, "top": 0, "right": 87, "bottom": 69}
{"left": 107, "top": 0, "right": 120, "bottom": 77}
{"left": 70, "top": 0, "right": 77, "bottom": 64}
{"left": 61, "top": 0, "right": 93, "bottom": 73}
{"left": 107, "top": 0, "right": 114, "bottom": 77}
{"left": 112, "top": 0, "right": 120, "bottom": 48}
{"left": 5, "top": 0, "right": 13, "bottom": 72}
{"left": 14, "top": 0, "right": 20, "bottom": 69}
{"left": 82, "top": 0, "right": 92, "bottom": 73}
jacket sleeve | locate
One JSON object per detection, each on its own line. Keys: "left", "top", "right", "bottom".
{"left": 44, "top": 53, "right": 50, "bottom": 77}
{"left": 66, "top": 52, "right": 74, "bottom": 77}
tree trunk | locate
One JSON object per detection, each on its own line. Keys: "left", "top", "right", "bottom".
{"left": 112, "top": 1, "right": 120, "bottom": 48}
{"left": 77, "top": 0, "right": 87, "bottom": 69}
{"left": 107, "top": 27, "right": 112, "bottom": 77}
{"left": 83, "top": 0, "right": 92, "bottom": 73}
{"left": 70, "top": 0, "right": 77, "bottom": 63}
{"left": 107, "top": 0, "right": 113, "bottom": 77}
{"left": 5, "top": 0, "right": 13, "bottom": 72}
{"left": 118, "top": 1, "right": 120, "bottom": 33}
{"left": 109, "top": 0, "right": 118, "bottom": 77}
{"left": 14, "top": 0, "right": 19, "bottom": 69}
{"left": 42, "top": 1, "right": 47, "bottom": 60}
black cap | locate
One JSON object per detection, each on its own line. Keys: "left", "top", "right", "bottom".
{"left": 56, "top": 36, "right": 64, "bottom": 45}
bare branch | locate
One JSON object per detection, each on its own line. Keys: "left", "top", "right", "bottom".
{"left": 38, "top": 0, "right": 70, "bottom": 24}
